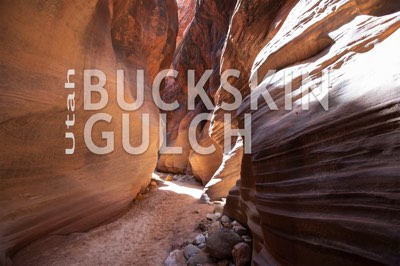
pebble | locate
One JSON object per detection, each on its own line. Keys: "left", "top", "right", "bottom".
{"left": 135, "top": 193, "right": 144, "bottom": 201}
{"left": 197, "top": 220, "right": 208, "bottom": 231}
{"left": 198, "top": 243, "right": 206, "bottom": 249}
{"left": 183, "top": 244, "right": 200, "bottom": 260}
{"left": 193, "top": 234, "right": 206, "bottom": 245}
{"left": 200, "top": 193, "right": 211, "bottom": 203}
{"left": 165, "top": 175, "right": 173, "bottom": 181}
{"left": 220, "top": 215, "right": 231, "bottom": 227}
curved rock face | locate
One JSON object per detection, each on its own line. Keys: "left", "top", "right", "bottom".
{"left": 210, "top": 0, "right": 294, "bottom": 148}
{"left": 204, "top": 138, "right": 243, "bottom": 201}
{"left": 0, "top": 0, "right": 177, "bottom": 262}
{"left": 205, "top": 0, "right": 296, "bottom": 200}
{"left": 176, "top": 0, "right": 196, "bottom": 47}
{"left": 157, "top": 0, "right": 236, "bottom": 184}
{"left": 222, "top": 0, "right": 400, "bottom": 265}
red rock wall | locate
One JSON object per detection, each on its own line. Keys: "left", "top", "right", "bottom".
{"left": 176, "top": 0, "right": 196, "bottom": 47}
{"left": 157, "top": 0, "right": 237, "bottom": 184}
{"left": 221, "top": 0, "right": 400, "bottom": 265}
{"left": 205, "top": 0, "right": 297, "bottom": 201}
{"left": 0, "top": 0, "right": 177, "bottom": 262}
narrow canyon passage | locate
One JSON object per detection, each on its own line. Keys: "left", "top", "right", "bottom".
{"left": 12, "top": 174, "right": 213, "bottom": 266}
{"left": 1, "top": 0, "right": 399, "bottom": 265}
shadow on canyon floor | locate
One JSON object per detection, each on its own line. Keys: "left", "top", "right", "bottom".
{"left": 12, "top": 176, "right": 213, "bottom": 266}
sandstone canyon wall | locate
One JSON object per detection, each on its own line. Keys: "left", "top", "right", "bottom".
{"left": 217, "top": 0, "right": 400, "bottom": 265}
{"left": 157, "top": 0, "right": 237, "bottom": 186}
{"left": 0, "top": 0, "right": 177, "bottom": 262}
{"left": 1, "top": 0, "right": 399, "bottom": 265}
{"left": 176, "top": 0, "right": 196, "bottom": 47}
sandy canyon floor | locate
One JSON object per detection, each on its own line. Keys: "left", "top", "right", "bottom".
{"left": 13, "top": 174, "right": 213, "bottom": 266}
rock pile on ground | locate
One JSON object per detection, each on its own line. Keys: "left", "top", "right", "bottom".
{"left": 164, "top": 201, "right": 252, "bottom": 266}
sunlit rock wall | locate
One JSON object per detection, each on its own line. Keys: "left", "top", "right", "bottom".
{"left": 222, "top": 0, "right": 400, "bottom": 264}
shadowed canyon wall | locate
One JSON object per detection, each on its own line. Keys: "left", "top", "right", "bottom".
{"left": 0, "top": 0, "right": 177, "bottom": 262}
{"left": 218, "top": 0, "right": 400, "bottom": 265}
{"left": 157, "top": 0, "right": 237, "bottom": 186}
{"left": 206, "top": 0, "right": 295, "bottom": 200}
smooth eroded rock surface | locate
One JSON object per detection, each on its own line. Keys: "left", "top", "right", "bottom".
{"left": 223, "top": 0, "right": 400, "bottom": 265}
{"left": 205, "top": 138, "right": 243, "bottom": 200}
{"left": 157, "top": 0, "right": 236, "bottom": 183}
{"left": 0, "top": 0, "right": 177, "bottom": 262}
{"left": 176, "top": 0, "right": 196, "bottom": 46}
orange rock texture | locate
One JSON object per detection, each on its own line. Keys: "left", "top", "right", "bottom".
{"left": 157, "top": 0, "right": 236, "bottom": 185}
{"left": 0, "top": 0, "right": 177, "bottom": 262}
{"left": 176, "top": 0, "right": 196, "bottom": 46}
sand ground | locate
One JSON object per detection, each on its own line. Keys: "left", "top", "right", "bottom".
{"left": 13, "top": 175, "right": 213, "bottom": 266}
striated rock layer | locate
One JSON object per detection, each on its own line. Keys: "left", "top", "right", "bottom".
{"left": 0, "top": 0, "right": 177, "bottom": 263}
{"left": 176, "top": 0, "right": 196, "bottom": 47}
{"left": 222, "top": 0, "right": 400, "bottom": 265}
{"left": 157, "top": 0, "right": 236, "bottom": 184}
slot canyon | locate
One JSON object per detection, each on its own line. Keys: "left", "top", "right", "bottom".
{"left": 0, "top": 0, "right": 399, "bottom": 265}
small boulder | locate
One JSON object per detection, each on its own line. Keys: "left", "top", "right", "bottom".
{"left": 200, "top": 193, "right": 211, "bottom": 203}
{"left": 232, "top": 243, "right": 252, "bottom": 266}
{"left": 197, "top": 220, "right": 208, "bottom": 231}
{"left": 231, "top": 220, "right": 242, "bottom": 227}
{"left": 206, "top": 229, "right": 242, "bottom": 259}
{"left": 134, "top": 193, "right": 144, "bottom": 201}
{"left": 184, "top": 244, "right": 200, "bottom": 260}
